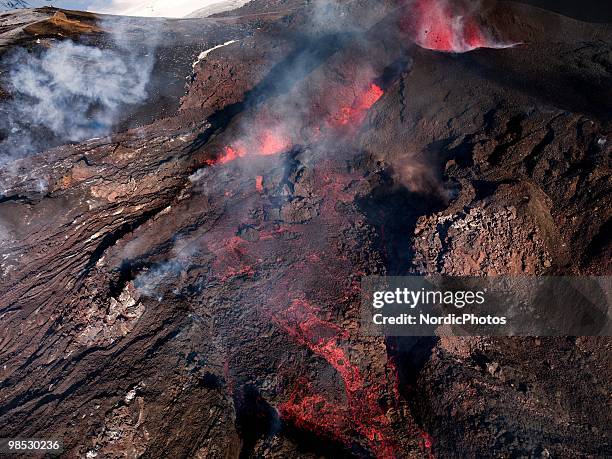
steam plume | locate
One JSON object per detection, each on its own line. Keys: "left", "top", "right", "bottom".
{"left": 0, "top": 18, "right": 157, "bottom": 163}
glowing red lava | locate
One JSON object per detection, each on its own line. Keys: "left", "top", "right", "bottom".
{"left": 218, "top": 145, "right": 247, "bottom": 164}
{"left": 329, "top": 83, "right": 384, "bottom": 127}
{"left": 208, "top": 81, "right": 384, "bottom": 167}
{"left": 257, "top": 130, "right": 291, "bottom": 156}
{"left": 422, "top": 431, "right": 433, "bottom": 449}
{"left": 407, "top": 0, "right": 509, "bottom": 53}
{"left": 275, "top": 299, "right": 399, "bottom": 457}
{"left": 212, "top": 129, "right": 291, "bottom": 165}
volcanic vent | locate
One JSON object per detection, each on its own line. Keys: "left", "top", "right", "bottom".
{"left": 0, "top": 1, "right": 610, "bottom": 458}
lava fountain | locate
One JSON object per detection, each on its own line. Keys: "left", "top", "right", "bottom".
{"left": 404, "top": 0, "right": 517, "bottom": 52}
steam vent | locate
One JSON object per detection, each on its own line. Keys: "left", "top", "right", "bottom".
{"left": 0, "top": 0, "right": 610, "bottom": 457}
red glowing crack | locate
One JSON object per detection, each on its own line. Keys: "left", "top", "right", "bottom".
{"left": 328, "top": 83, "right": 385, "bottom": 127}
{"left": 255, "top": 175, "right": 264, "bottom": 192}
{"left": 274, "top": 299, "right": 399, "bottom": 457}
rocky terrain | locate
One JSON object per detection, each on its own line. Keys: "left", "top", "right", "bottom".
{"left": 0, "top": 1, "right": 610, "bottom": 458}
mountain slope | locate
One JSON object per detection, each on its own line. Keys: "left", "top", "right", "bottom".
{"left": 0, "top": 1, "right": 610, "bottom": 457}
{"left": 96, "top": 0, "right": 250, "bottom": 18}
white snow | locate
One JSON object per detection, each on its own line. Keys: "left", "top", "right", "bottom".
{"left": 93, "top": 0, "right": 249, "bottom": 18}
{"left": 192, "top": 40, "right": 237, "bottom": 68}
{"left": 187, "top": 0, "right": 250, "bottom": 18}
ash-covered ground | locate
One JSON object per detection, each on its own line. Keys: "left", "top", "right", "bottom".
{"left": 0, "top": 1, "right": 610, "bottom": 458}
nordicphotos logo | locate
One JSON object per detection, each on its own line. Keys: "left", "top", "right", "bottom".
{"left": 370, "top": 286, "right": 506, "bottom": 327}
{"left": 361, "top": 276, "right": 611, "bottom": 336}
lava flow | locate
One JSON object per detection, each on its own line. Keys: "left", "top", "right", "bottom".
{"left": 328, "top": 83, "right": 385, "bottom": 127}
{"left": 207, "top": 81, "right": 384, "bottom": 166}
{"left": 215, "top": 129, "right": 292, "bottom": 164}
{"left": 274, "top": 299, "right": 409, "bottom": 457}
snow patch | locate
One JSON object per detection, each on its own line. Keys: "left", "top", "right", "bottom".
{"left": 186, "top": 0, "right": 250, "bottom": 18}
{"left": 192, "top": 40, "right": 237, "bottom": 69}
{"left": 94, "top": 0, "right": 248, "bottom": 18}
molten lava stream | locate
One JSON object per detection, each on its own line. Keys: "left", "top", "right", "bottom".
{"left": 275, "top": 299, "right": 401, "bottom": 457}
{"left": 255, "top": 175, "right": 264, "bottom": 192}
{"left": 328, "top": 83, "right": 384, "bottom": 128}
{"left": 208, "top": 81, "right": 384, "bottom": 166}
{"left": 214, "top": 128, "right": 292, "bottom": 165}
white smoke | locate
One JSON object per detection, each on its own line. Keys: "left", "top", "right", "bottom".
{"left": 11, "top": 42, "right": 149, "bottom": 137}
{"left": 0, "top": 20, "right": 157, "bottom": 163}
{"left": 133, "top": 236, "right": 199, "bottom": 297}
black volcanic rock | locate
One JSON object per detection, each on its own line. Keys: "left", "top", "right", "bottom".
{"left": 0, "top": 1, "right": 610, "bottom": 458}
{"left": 517, "top": 0, "right": 612, "bottom": 23}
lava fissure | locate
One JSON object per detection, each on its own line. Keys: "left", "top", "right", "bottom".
{"left": 274, "top": 299, "right": 418, "bottom": 457}
{"left": 184, "top": 32, "right": 358, "bottom": 160}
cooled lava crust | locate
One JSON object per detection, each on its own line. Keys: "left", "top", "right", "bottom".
{"left": 0, "top": 1, "right": 610, "bottom": 458}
